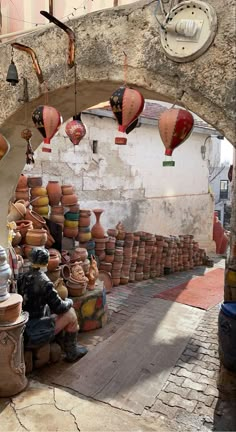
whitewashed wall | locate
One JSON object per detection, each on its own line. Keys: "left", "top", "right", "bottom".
{"left": 24, "top": 112, "right": 215, "bottom": 249}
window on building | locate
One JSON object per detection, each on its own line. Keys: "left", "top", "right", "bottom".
{"left": 92, "top": 140, "right": 98, "bottom": 154}
{"left": 220, "top": 180, "right": 229, "bottom": 200}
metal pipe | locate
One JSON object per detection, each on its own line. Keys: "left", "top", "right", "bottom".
{"left": 11, "top": 42, "right": 44, "bottom": 84}
{"left": 49, "top": 0, "right": 54, "bottom": 15}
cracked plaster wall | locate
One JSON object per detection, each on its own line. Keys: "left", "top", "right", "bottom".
{"left": 0, "top": 0, "right": 235, "bottom": 246}
{"left": 24, "top": 113, "right": 214, "bottom": 247}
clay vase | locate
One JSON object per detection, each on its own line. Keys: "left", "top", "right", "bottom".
{"left": 54, "top": 278, "right": 68, "bottom": 300}
{"left": 91, "top": 209, "right": 105, "bottom": 239}
{"left": 25, "top": 229, "right": 47, "bottom": 246}
{"left": 47, "top": 252, "right": 60, "bottom": 272}
{"left": 47, "top": 181, "right": 62, "bottom": 206}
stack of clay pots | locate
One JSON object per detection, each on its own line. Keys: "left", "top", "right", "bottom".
{"left": 15, "top": 174, "right": 30, "bottom": 202}
{"left": 47, "top": 181, "right": 63, "bottom": 228}
{"left": 120, "top": 232, "right": 134, "bottom": 285}
{"left": 66, "top": 262, "right": 88, "bottom": 297}
{"left": 46, "top": 249, "right": 61, "bottom": 282}
{"left": 29, "top": 177, "right": 49, "bottom": 218}
{"left": 78, "top": 209, "right": 92, "bottom": 243}
{"left": 129, "top": 234, "right": 140, "bottom": 282}
{"left": 64, "top": 210, "right": 79, "bottom": 238}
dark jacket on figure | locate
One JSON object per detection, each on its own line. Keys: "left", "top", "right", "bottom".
{"left": 17, "top": 268, "right": 72, "bottom": 319}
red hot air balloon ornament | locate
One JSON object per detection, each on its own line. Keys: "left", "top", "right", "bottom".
{"left": 110, "top": 86, "right": 144, "bottom": 145}
{"left": 159, "top": 107, "right": 194, "bottom": 166}
{"left": 32, "top": 105, "right": 61, "bottom": 152}
{"left": 65, "top": 113, "right": 86, "bottom": 146}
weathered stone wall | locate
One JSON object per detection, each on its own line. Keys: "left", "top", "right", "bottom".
{"left": 0, "top": 0, "right": 235, "bottom": 246}
{"left": 23, "top": 113, "right": 215, "bottom": 248}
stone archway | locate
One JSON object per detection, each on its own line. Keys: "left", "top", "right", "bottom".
{"left": 0, "top": 0, "right": 235, "bottom": 246}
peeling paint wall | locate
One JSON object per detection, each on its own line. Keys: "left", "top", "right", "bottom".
{"left": 23, "top": 112, "right": 215, "bottom": 249}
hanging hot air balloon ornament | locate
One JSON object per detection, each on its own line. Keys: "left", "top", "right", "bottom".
{"left": 159, "top": 107, "right": 194, "bottom": 166}
{"left": 65, "top": 113, "right": 86, "bottom": 145}
{"left": 110, "top": 53, "right": 144, "bottom": 145}
{"left": 32, "top": 105, "right": 62, "bottom": 152}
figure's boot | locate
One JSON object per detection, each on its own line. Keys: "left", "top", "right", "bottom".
{"left": 64, "top": 332, "right": 88, "bottom": 362}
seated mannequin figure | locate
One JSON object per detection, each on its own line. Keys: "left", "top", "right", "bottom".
{"left": 17, "top": 247, "right": 88, "bottom": 362}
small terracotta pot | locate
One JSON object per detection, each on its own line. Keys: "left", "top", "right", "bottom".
{"left": 15, "top": 189, "right": 29, "bottom": 201}
{"left": 26, "top": 229, "right": 47, "bottom": 246}
{"left": 50, "top": 214, "right": 64, "bottom": 226}
{"left": 27, "top": 176, "right": 42, "bottom": 188}
{"left": 61, "top": 185, "right": 74, "bottom": 195}
{"left": 0, "top": 294, "right": 22, "bottom": 324}
{"left": 105, "top": 254, "right": 114, "bottom": 263}
{"left": 51, "top": 205, "right": 64, "bottom": 215}
{"left": 78, "top": 232, "right": 91, "bottom": 242}
{"left": 64, "top": 227, "right": 79, "bottom": 238}
{"left": 68, "top": 204, "right": 80, "bottom": 213}
{"left": 64, "top": 219, "right": 78, "bottom": 228}
{"left": 47, "top": 181, "right": 62, "bottom": 206}
{"left": 61, "top": 194, "right": 78, "bottom": 206}
{"left": 70, "top": 248, "right": 88, "bottom": 263}
{"left": 112, "top": 278, "right": 120, "bottom": 287}
{"left": 17, "top": 174, "right": 28, "bottom": 189}
{"left": 12, "top": 231, "right": 22, "bottom": 247}
{"left": 107, "top": 228, "right": 118, "bottom": 237}
{"left": 79, "top": 216, "right": 91, "bottom": 227}
{"left": 99, "top": 262, "right": 112, "bottom": 272}
{"left": 25, "top": 209, "right": 46, "bottom": 229}
{"left": 33, "top": 205, "right": 49, "bottom": 216}
{"left": 47, "top": 253, "right": 60, "bottom": 272}
{"left": 15, "top": 220, "right": 33, "bottom": 238}
{"left": 61, "top": 264, "right": 71, "bottom": 280}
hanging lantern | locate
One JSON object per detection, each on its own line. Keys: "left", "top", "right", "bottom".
{"left": 65, "top": 113, "right": 86, "bottom": 145}
{"left": 110, "top": 86, "right": 144, "bottom": 145}
{"left": 159, "top": 108, "right": 194, "bottom": 158}
{"left": 32, "top": 105, "right": 61, "bottom": 152}
{"left": 0, "top": 134, "right": 10, "bottom": 161}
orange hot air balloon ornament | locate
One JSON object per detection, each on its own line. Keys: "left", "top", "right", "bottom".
{"left": 159, "top": 108, "right": 194, "bottom": 166}
{"left": 110, "top": 86, "right": 144, "bottom": 145}
{"left": 65, "top": 113, "right": 86, "bottom": 146}
{"left": 32, "top": 105, "right": 62, "bottom": 153}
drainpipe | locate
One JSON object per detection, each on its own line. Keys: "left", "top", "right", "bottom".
{"left": 49, "top": 0, "right": 53, "bottom": 15}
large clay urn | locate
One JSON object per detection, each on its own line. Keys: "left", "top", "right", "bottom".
{"left": 47, "top": 181, "right": 62, "bottom": 206}
{"left": 91, "top": 209, "right": 105, "bottom": 239}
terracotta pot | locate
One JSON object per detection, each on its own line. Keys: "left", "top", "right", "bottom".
{"left": 27, "top": 176, "right": 42, "bottom": 188}
{"left": 48, "top": 248, "right": 61, "bottom": 260}
{"left": 47, "top": 253, "right": 60, "bottom": 272}
{"left": 15, "top": 189, "right": 29, "bottom": 201}
{"left": 64, "top": 227, "right": 79, "bottom": 238}
{"left": 61, "top": 194, "right": 78, "bottom": 206}
{"left": 54, "top": 278, "right": 68, "bottom": 300}
{"left": 70, "top": 247, "right": 88, "bottom": 263}
{"left": 26, "top": 229, "right": 47, "bottom": 246}
{"left": 50, "top": 214, "right": 64, "bottom": 226}
{"left": 30, "top": 187, "right": 47, "bottom": 197}
{"left": 61, "top": 264, "right": 71, "bottom": 280}
{"left": 15, "top": 199, "right": 30, "bottom": 208}
{"left": 17, "top": 174, "right": 28, "bottom": 189}
{"left": 25, "top": 209, "right": 46, "bottom": 229}
{"left": 51, "top": 205, "right": 64, "bottom": 215}
{"left": 15, "top": 220, "right": 33, "bottom": 238}
{"left": 80, "top": 209, "right": 91, "bottom": 217}
{"left": 68, "top": 204, "right": 80, "bottom": 213}
{"left": 47, "top": 181, "right": 62, "bottom": 206}
{"left": 79, "top": 216, "right": 91, "bottom": 227}
{"left": 99, "top": 262, "right": 112, "bottom": 272}
{"left": 67, "top": 284, "right": 87, "bottom": 297}
{"left": 61, "top": 185, "right": 74, "bottom": 195}
{"left": 33, "top": 205, "right": 49, "bottom": 216}
{"left": 107, "top": 228, "right": 118, "bottom": 237}
{"left": 61, "top": 250, "right": 70, "bottom": 264}
{"left": 12, "top": 231, "right": 22, "bottom": 247}
{"left": 105, "top": 254, "right": 114, "bottom": 263}
{"left": 91, "top": 209, "right": 105, "bottom": 239}
{"left": 111, "top": 269, "right": 121, "bottom": 278}
{"left": 23, "top": 244, "right": 42, "bottom": 258}
{"left": 46, "top": 267, "right": 61, "bottom": 282}
{"left": 78, "top": 232, "right": 91, "bottom": 242}
{"left": 0, "top": 294, "right": 22, "bottom": 324}
{"left": 112, "top": 262, "right": 122, "bottom": 270}
{"left": 112, "top": 278, "right": 120, "bottom": 287}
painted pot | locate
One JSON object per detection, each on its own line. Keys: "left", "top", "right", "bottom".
{"left": 64, "top": 220, "right": 78, "bottom": 228}
{"left": 61, "top": 185, "right": 74, "bottom": 195}
{"left": 33, "top": 205, "right": 49, "bottom": 216}
{"left": 91, "top": 209, "right": 105, "bottom": 239}
{"left": 64, "top": 212, "right": 79, "bottom": 221}
{"left": 31, "top": 196, "right": 49, "bottom": 207}
{"left": 27, "top": 176, "right": 43, "bottom": 188}
{"left": 25, "top": 209, "right": 46, "bottom": 229}
{"left": 47, "top": 181, "right": 62, "bottom": 206}
{"left": 61, "top": 194, "right": 78, "bottom": 206}
{"left": 17, "top": 174, "right": 28, "bottom": 189}
{"left": 25, "top": 229, "right": 47, "bottom": 246}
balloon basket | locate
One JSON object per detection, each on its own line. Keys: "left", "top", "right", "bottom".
{"left": 115, "top": 137, "right": 127, "bottom": 145}
{"left": 163, "top": 160, "right": 175, "bottom": 167}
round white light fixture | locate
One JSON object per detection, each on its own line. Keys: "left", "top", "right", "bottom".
{"left": 160, "top": 0, "right": 217, "bottom": 63}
